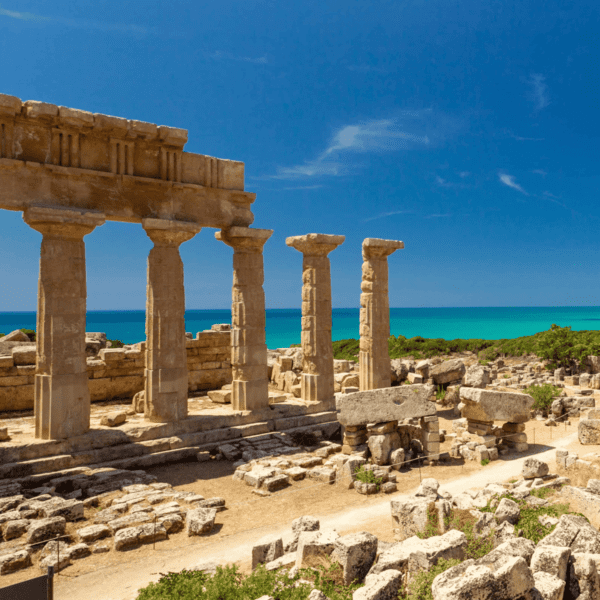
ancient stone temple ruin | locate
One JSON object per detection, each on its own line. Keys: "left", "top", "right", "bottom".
{"left": 0, "top": 92, "right": 422, "bottom": 463}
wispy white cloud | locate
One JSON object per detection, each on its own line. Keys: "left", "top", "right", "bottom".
{"left": 363, "top": 210, "right": 414, "bottom": 223}
{"left": 498, "top": 173, "right": 528, "bottom": 195}
{"left": 541, "top": 190, "right": 568, "bottom": 209}
{"left": 512, "top": 134, "right": 545, "bottom": 141}
{"left": 527, "top": 73, "right": 550, "bottom": 110}
{"left": 0, "top": 4, "right": 148, "bottom": 34}
{"left": 424, "top": 213, "right": 451, "bottom": 219}
{"left": 208, "top": 50, "right": 267, "bottom": 64}
{"left": 532, "top": 169, "right": 547, "bottom": 176}
{"left": 458, "top": 171, "right": 470, "bottom": 178}
{"left": 267, "top": 110, "right": 457, "bottom": 180}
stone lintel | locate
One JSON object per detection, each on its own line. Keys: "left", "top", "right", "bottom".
{"left": 24, "top": 206, "right": 106, "bottom": 228}
{"left": 362, "top": 238, "right": 404, "bottom": 259}
{"left": 286, "top": 233, "right": 345, "bottom": 256}
{"left": 216, "top": 227, "right": 273, "bottom": 251}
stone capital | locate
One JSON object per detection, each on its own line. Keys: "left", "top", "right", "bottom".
{"left": 286, "top": 233, "right": 345, "bottom": 256}
{"left": 216, "top": 227, "right": 273, "bottom": 252}
{"left": 23, "top": 206, "right": 106, "bottom": 239}
{"left": 142, "top": 218, "right": 201, "bottom": 246}
{"left": 362, "top": 238, "right": 404, "bottom": 260}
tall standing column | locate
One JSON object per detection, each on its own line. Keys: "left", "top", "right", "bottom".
{"left": 216, "top": 227, "right": 272, "bottom": 411}
{"left": 23, "top": 207, "right": 105, "bottom": 440}
{"left": 143, "top": 218, "right": 201, "bottom": 422}
{"left": 360, "top": 238, "right": 404, "bottom": 391}
{"left": 286, "top": 234, "right": 345, "bottom": 402}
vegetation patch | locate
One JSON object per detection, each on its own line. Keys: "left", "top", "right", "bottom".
{"left": 523, "top": 383, "right": 562, "bottom": 415}
{"left": 353, "top": 464, "right": 383, "bottom": 490}
{"left": 136, "top": 562, "right": 363, "bottom": 600}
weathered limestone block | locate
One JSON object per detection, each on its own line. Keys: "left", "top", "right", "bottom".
{"left": 286, "top": 233, "right": 344, "bottom": 402}
{"left": 114, "top": 523, "right": 167, "bottom": 550}
{"left": 368, "top": 431, "right": 401, "bottom": 465}
{"left": 530, "top": 546, "right": 570, "bottom": 581}
{"left": 295, "top": 530, "right": 340, "bottom": 570}
{"left": 337, "top": 385, "right": 436, "bottom": 426}
{"left": 459, "top": 387, "right": 534, "bottom": 423}
{"left": 252, "top": 534, "right": 284, "bottom": 569}
{"left": 369, "top": 530, "right": 467, "bottom": 576}
{"left": 360, "top": 238, "right": 404, "bottom": 391}
{"left": 353, "top": 570, "right": 403, "bottom": 600}
{"left": 187, "top": 508, "right": 217, "bottom": 536}
{"left": 431, "top": 556, "right": 535, "bottom": 600}
{"left": 430, "top": 359, "right": 466, "bottom": 385}
{"left": 538, "top": 514, "right": 600, "bottom": 554}
{"left": 523, "top": 458, "right": 549, "bottom": 480}
{"left": 0, "top": 549, "right": 32, "bottom": 575}
{"left": 217, "top": 227, "right": 272, "bottom": 411}
{"left": 329, "top": 531, "right": 378, "bottom": 582}
{"left": 24, "top": 206, "right": 106, "bottom": 440}
{"left": 26, "top": 516, "right": 67, "bottom": 544}
{"left": 463, "top": 364, "right": 490, "bottom": 388}
{"left": 579, "top": 419, "right": 600, "bottom": 445}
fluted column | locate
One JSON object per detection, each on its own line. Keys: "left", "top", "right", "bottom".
{"left": 216, "top": 227, "right": 272, "bottom": 411}
{"left": 360, "top": 238, "right": 404, "bottom": 391}
{"left": 286, "top": 234, "right": 345, "bottom": 402}
{"left": 143, "top": 218, "right": 200, "bottom": 422}
{"left": 23, "top": 206, "right": 105, "bottom": 440}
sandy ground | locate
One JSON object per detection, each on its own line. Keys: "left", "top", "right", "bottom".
{"left": 14, "top": 416, "right": 589, "bottom": 600}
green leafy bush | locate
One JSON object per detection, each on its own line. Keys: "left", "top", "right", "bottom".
{"left": 435, "top": 385, "right": 446, "bottom": 401}
{"left": 353, "top": 464, "right": 383, "bottom": 490}
{"left": 481, "top": 458, "right": 490, "bottom": 466}
{"left": 136, "top": 562, "right": 363, "bottom": 600}
{"left": 20, "top": 328, "right": 36, "bottom": 341}
{"left": 108, "top": 339, "right": 125, "bottom": 349}
{"left": 523, "top": 383, "right": 562, "bottom": 415}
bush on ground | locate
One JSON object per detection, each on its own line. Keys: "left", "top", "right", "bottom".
{"left": 523, "top": 383, "right": 562, "bottom": 415}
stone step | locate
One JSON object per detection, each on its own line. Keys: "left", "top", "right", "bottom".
{"left": 0, "top": 411, "right": 338, "bottom": 484}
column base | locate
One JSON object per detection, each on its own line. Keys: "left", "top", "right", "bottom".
{"left": 232, "top": 379, "right": 269, "bottom": 411}
{"left": 145, "top": 368, "right": 188, "bottom": 422}
{"left": 35, "top": 373, "right": 90, "bottom": 440}
{"left": 301, "top": 373, "right": 334, "bottom": 402}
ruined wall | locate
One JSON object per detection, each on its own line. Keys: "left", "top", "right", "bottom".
{"left": 0, "top": 330, "right": 231, "bottom": 411}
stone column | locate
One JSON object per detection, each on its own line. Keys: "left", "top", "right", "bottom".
{"left": 23, "top": 207, "right": 105, "bottom": 440}
{"left": 143, "top": 218, "right": 201, "bottom": 422}
{"left": 216, "top": 227, "right": 273, "bottom": 411}
{"left": 286, "top": 234, "right": 345, "bottom": 402}
{"left": 360, "top": 238, "right": 404, "bottom": 391}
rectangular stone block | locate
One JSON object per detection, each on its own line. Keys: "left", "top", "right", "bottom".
{"left": 336, "top": 385, "right": 436, "bottom": 426}
{"left": 460, "top": 388, "right": 533, "bottom": 423}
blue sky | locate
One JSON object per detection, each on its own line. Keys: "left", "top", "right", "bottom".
{"left": 0, "top": 0, "right": 599, "bottom": 311}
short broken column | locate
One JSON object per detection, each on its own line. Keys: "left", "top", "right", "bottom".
{"left": 286, "top": 234, "right": 345, "bottom": 402}
{"left": 216, "top": 227, "right": 272, "bottom": 411}
{"left": 360, "top": 238, "right": 404, "bottom": 391}
{"left": 143, "top": 218, "right": 201, "bottom": 422}
{"left": 23, "top": 206, "right": 106, "bottom": 440}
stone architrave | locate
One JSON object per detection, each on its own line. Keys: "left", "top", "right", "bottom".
{"left": 23, "top": 206, "right": 106, "bottom": 440}
{"left": 216, "top": 227, "right": 273, "bottom": 411}
{"left": 459, "top": 388, "right": 534, "bottom": 423}
{"left": 143, "top": 218, "right": 201, "bottom": 422}
{"left": 336, "top": 385, "right": 436, "bottom": 427}
{"left": 360, "top": 238, "right": 404, "bottom": 391}
{"left": 286, "top": 234, "right": 345, "bottom": 402}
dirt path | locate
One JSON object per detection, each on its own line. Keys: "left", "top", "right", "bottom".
{"left": 50, "top": 427, "right": 579, "bottom": 600}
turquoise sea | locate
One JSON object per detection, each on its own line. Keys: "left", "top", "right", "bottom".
{"left": 2, "top": 307, "right": 600, "bottom": 350}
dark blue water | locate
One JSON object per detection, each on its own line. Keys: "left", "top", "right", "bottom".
{"left": 1, "top": 307, "right": 600, "bottom": 349}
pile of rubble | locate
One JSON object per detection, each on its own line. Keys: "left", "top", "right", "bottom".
{"left": 0, "top": 469, "right": 226, "bottom": 576}
{"left": 247, "top": 460, "right": 600, "bottom": 600}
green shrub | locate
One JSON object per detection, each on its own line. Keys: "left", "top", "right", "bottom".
{"left": 478, "top": 493, "right": 584, "bottom": 544}
{"left": 481, "top": 458, "right": 490, "bottom": 466}
{"left": 435, "top": 385, "right": 446, "bottom": 401}
{"left": 108, "top": 339, "right": 125, "bottom": 349}
{"left": 136, "top": 562, "right": 363, "bottom": 600}
{"left": 353, "top": 465, "right": 383, "bottom": 491}
{"left": 20, "top": 328, "right": 36, "bottom": 341}
{"left": 524, "top": 383, "right": 561, "bottom": 415}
